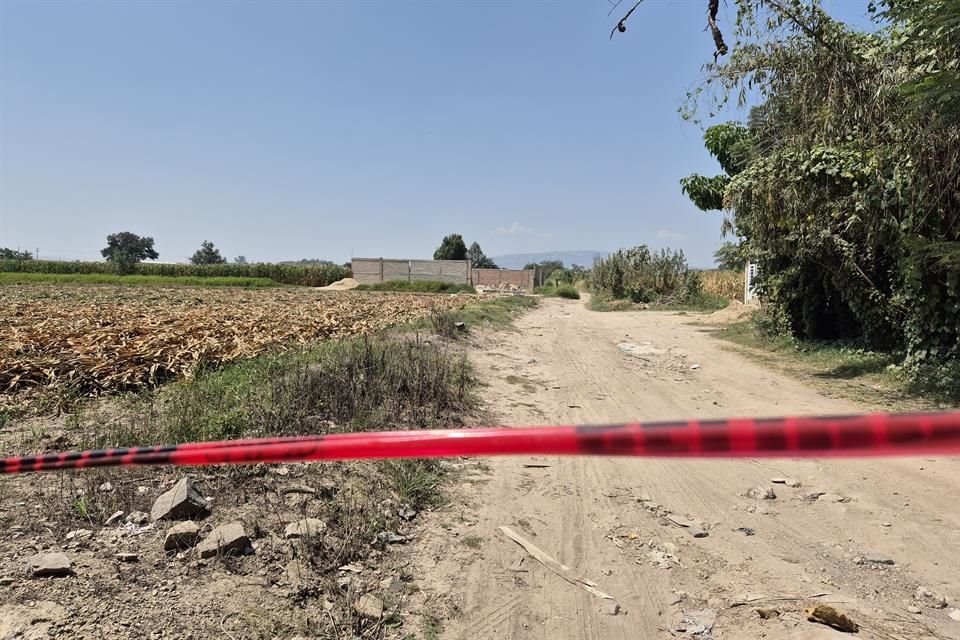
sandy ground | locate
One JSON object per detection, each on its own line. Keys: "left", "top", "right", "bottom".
{"left": 410, "top": 297, "right": 960, "bottom": 640}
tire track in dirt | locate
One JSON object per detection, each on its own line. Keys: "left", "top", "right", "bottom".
{"left": 409, "top": 297, "right": 960, "bottom": 640}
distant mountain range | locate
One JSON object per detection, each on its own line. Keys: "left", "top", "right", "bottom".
{"left": 492, "top": 251, "right": 608, "bottom": 270}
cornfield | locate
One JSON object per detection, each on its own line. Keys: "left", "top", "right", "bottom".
{"left": 0, "top": 286, "right": 469, "bottom": 398}
{"left": 699, "top": 269, "right": 743, "bottom": 302}
{"left": 0, "top": 259, "right": 348, "bottom": 287}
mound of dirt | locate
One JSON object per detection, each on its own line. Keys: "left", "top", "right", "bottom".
{"left": 318, "top": 277, "right": 359, "bottom": 290}
{"left": 700, "top": 300, "right": 756, "bottom": 324}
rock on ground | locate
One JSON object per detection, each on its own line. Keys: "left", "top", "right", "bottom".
{"left": 151, "top": 477, "right": 209, "bottom": 521}
{"left": 915, "top": 586, "right": 948, "bottom": 608}
{"left": 354, "top": 594, "right": 384, "bottom": 620}
{"left": 197, "top": 522, "right": 250, "bottom": 559}
{"left": 284, "top": 518, "right": 326, "bottom": 539}
{"left": 27, "top": 553, "right": 73, "bottom": 577}
{"left": 164, "top": 520, "right": 200, "bottom": 551}
{"left": 747, "top": 486, "right": 776, "bottom": 500}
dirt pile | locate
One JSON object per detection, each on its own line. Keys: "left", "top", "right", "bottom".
{"left": 699, "top": 299, "right": 756, "bottom": 324}
{"left": 318, "top": 277, "right": 359, "bottom": 291}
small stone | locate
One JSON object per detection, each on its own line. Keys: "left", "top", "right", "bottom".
{"left": 603, "top": 601, "right": 621, "bottom": 615}
{"left": 770, "top": 478, "right": 788, "bottom": 484}
{"left": 28, "top": 553, "right": 73, "bottom": 577}
{"left": 755, "top": 607, "right": 780, "bottom": 619}
{"left": 0, "top": 576, "right": 15, "bottom": 586}
{"left": 196, "top": 522, "right": 249, "bottom": 558}
{"left": 339, "top": 563, "right": 363, "bottom": 573}
{"left": 354, "top": 594, "right": 383, "bottom": 620}
{"left": 104, "top": 510, "right": 125, "bottom": 526}
{"left": 151, "top": 477, "right": 209, "bottom": 521}
{"left": 659, "top": 542, "right": 679, "bottom": 555}
{"left": 949, "top": 609, "right": 960, "bottom": 622}
{"left": 786, "top": 479, "right": 802, "bottom": 488}
{"left": 804, "top": 492, "right": 826, "bottom": 501}
{"left": 907, "top": 606, "right": 922, "bottom": 614}
{"left": 819, "top": 493, "right": 851, "bottom": 503}
{"left": 748, "top": 486, "right": 777, "bottom": 500}
{"left": 65, "top": 529, "right": 93, "bottom": 540}
{"left": 688, "top": 527, "right": 708, "bottom": 538}
{"left": 98, "top": 482, "right": 113, "bottom": 492}
{"left": 915, "top": 586, "right": 948, "bottom": 609}
{"left": 337, "top": 576, "right": 352, "bottom": 590}
{"left": 284, "top": 518, "right": 326, "bottom": 540}
{"left": 377, "top": 531, "right": 407, "bottom": 544}
{"left": 690, "top": 364, "right": 701, "bottom": 370}
{"left": 855, "top": 553, "right": 894, "bottom": 566}
{"left": 398, "top": 507, "right": 418, "bottom": 521}
{"left": 735, "top": 527, "right": 755, "bottom": 536}
{"left": 126, "top": 511, "right": 149, "bottom": 525}
{"left": 881, "top": 522, "right": 892, "bottom": 527}
{"left": 164, "top": 520, "right": 200, "bottom": 551}
{"left": 116, "top": 553, "right": 138, "bottom": 562}
{"left": 323, "top": 599, "right": 335, "bottom": 611}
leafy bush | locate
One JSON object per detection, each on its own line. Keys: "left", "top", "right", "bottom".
{"left": 534, "top": 284, "right": 580, "bottom": 299}
{"left": 591, "top": 246, "right": 703, "bottom": 305}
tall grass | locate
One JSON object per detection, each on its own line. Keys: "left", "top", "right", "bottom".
{"left": 699, "top": 269, "right": 743, "bottom": 301}
{"left": 0, "top": 259, "right": 347, "bottom": 287}
{"left": 355, "top": 280, "right": 475, "bottom": 293}
{"left": 0, "top": 273, "right": 280, "bottom": 287}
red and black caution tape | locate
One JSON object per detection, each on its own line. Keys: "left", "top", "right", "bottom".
{"left": 3, "top": 412, "right": 960, "bottom": 474}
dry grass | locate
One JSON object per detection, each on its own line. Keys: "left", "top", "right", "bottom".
{"left": 699, "top": 269, "right": 743, "bottom": 301}
{"left": 0, "top": 286, "right": 470, "bottom": 400}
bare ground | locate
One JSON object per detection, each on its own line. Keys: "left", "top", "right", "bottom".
{"left": 410, "top": 297, "right": 960, "bottom": 640}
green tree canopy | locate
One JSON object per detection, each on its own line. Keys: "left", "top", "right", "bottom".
{"left": 678, "top": 0, "right": 960, "bottom": 387}
{"left": 0, "top": 248, "right": 33, "bottom": 260}
{"left": 190, "top": 240, "right": 227, "bottom": 265}
{"left": 433, "top": 234, "right": 468, "bottom": 261}
{"left": 101, "top": 232, "right": 159, "bottom": 274}
{"left": 466, "top": 242, "right": 498, "bottom": 269}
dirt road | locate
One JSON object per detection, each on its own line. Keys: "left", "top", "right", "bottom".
{"left": 411, "top": 297, "right": 960, "bottom": 640}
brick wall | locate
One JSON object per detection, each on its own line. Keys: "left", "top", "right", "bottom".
{"left": 471, "top": 268, "right": 535, "bottom": 291}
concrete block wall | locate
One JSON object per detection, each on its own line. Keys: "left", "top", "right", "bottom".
{"left": 350, "top": 258, "right": 471, "bottom": 285}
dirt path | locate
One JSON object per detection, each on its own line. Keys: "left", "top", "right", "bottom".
{"left": 411, "top": 297, "right": 960, "bottom": 640}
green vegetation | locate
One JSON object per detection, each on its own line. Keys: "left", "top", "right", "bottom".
{"left": 467, "top": 241, "right": 498, "bottom": 269}
{"left": 534, "top": 284, "right": 580, "bottom": 299}
{"left": 461, "top": 535, "right": 483, "bottom": 549}
{"left": 0, "top": 272, "right": 280, "bottom": 287}
{"left": 403, "top": 295, "right": 536, "bottom": 335}
{"left": 681, "top": 0, "right": 960, "bottom": 394}
{"left": 588, "top": 290, "right": 727, "bottom": 313}
{"left": 433, "top": 233, "right": 498, "bottom": 268}
{"left": 589, "top": 245, "right": 710, "bottom": 310}
{"left": 0, "top": 258, "right": 348, "bottom": 287}
{"left": 101, "top": 231, "right": 159, "bottom": 274}
{"left": 356, "top": 280, "right": 476, "bottom": 294}
{"left": 189, "top": 240, "right": 227, "bottom": 265}
{"left": 433, "top": 233, "right": 468, "bottom": 261}
{"left": 716, "top": 315, "right": 959, "bottom": 407}
{"left": 0, "top": 248, "right": 33, "bottom": 260}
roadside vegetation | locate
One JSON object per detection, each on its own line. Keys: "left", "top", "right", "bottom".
{"left": 534, "top": 283, "right": 580, "bottom": 299}
{"left": 1, "top": 290, "right": 537, "bottom": 638}
{"left": 588, "top": 245, "right": 729, "bottom": 312}
{"left": 715, "top": 313, "right": 960, "bottom": 408}
{"left": 679, "top": 0, "right": 960, "bottom": 398}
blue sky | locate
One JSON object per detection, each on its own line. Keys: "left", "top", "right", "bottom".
{"left": 0, "top": 0, "right": 871, "bottom": 267}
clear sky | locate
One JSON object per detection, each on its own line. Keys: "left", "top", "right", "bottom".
{"left": 0, "top": 0, "right": 871, "bottom": 266}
